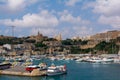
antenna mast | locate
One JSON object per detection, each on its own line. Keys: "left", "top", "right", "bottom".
{"left": 11, "top": 26, "right": 15, "bottom": 37}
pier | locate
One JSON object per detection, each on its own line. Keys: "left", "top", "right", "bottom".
{"left": 0, "top": 66, "right": 47, "bottom": 77}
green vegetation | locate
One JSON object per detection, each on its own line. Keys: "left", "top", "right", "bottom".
{"left": 0, "top": 37, "right": 25, "bottom": 45}
{"left": 70, "top": 46, "right": 93, "bottom": 54}
{"left": 80, "top": 40, "right": 88, "bottom": 45}
{"left": 71, "top": 46, "right": 81, "bottom": 54}
{"left": 62, "top": 39, "right": 73, "bottom": 45}
{"left": 35, "top": 42, "right": 47, "bottom": 48}
{"left": 24, "top": 39, "right": 36, "bottom": 43}
{"left": 66, "top": 39, "right": 119, "bottom": 54}
{"left": 44, "top": 38, "right": 57, "bottom": 41}
{"left": 62, "top": 39, "right": 82, "bottom": 45}
{"left": 94, "top": 41, "right": 107, "bottom": 51}
{"left": 94, "top": 41, "right": 119, "bottom": 54}
{"left": 0, "top": 38, "right": 13, "bottom": 45}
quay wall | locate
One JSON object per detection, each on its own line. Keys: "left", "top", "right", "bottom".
{"left": 0, "top": 69, "right": 46, "bottom": 77}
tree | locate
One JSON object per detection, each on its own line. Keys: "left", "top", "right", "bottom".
{"left": 62, "top": 39, "right": 72, "bottom": 45}
{"left": 94, "top": 41, "right": 119, "bottom": 54}
{"left": 71, "top": 46, "right": 81, "bottom": 54}
{"left": 94, "top": 41, "right": 107, "bottom": 51}
{"left": 35, "top": 42, "right": 47, "bottom": 48}
{"left": 80, "top": 40, "right": 88, "bottom": 45}
{"left": 25, "top": 39, "right": 36, "bottom": 43}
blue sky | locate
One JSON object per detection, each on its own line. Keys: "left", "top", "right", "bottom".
{"left": 0, "top": 0, "right": 120, "bottom": 39}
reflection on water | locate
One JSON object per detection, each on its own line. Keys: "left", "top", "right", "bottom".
{"left": 91, "top": 62, "right": 113, "bottom": 68}
{"left": 91, "top": 63, "right": 101, "bottom": 68}
{"left": 26, "top": 74, "right": 67, "bottom": 80}
{"left": 45, "top": 74, "right": 67, "bottom": 80}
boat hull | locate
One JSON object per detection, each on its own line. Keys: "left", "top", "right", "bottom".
{"left": 0, "top": 63, "right": 12, "bottom": 70}
{"left": 47, "top": 71, "right": 67, "bottom": 76}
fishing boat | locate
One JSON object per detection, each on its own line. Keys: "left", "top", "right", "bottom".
{"left": 47, "top": 64, "right": 67, "bottom": 76}
{"left": 25, "top": 65, "right": 39, "bottom": 72}
{"left": 25, "top": 63, "right": 47, "bottom": 72}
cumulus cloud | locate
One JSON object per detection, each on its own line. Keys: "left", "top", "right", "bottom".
{"left": 0, "top": 0, "right": 38, "bottom": 12}
{"left": 60, "top": 14, "right": 90, "bottom": 25}
{"left": 93, "top": 0, "right": 120, "bottom": 28}
{"left": 58, "top": 10, "right": 92, "bottom": 38}
{"left": 7, "top": 0, "right": 25, "bottom": 11}
{"left": 84, "top": 0, "right": 120, "bottom": 29}
{"left": 98, "top": 15, "right": 120, "bottom": 28}
{"left": 73, "top": 26, "right": 93, "bottom": 36}
{"left": 60, "top": 10, "right": 90, "bottom": 25}
{"left": 65, "top": 0, "right": 80, "bottom": 6}
{"left": 0, "top": 9, "right": 92, "bottom": 38}
{"left": 0, "top": 10, "right": 59, "bottom": 28}
{"left": 93, "top": 0, "right": 120, "bottom": 16}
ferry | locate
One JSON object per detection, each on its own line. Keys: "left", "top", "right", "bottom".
{"left": 47, "top": 64, "right": 67, "bottom": 76}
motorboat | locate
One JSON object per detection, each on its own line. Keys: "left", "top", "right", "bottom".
{"left": 47, "top": 63, "right": 67, "bottom": 76}
{"left": 102, "top": 58, "right": 114, "bottom": 62}
{"left": 86, "top": 57, "right": 114, "bottom": 63}
{"left": 88, "top": 58, "right": 103, "bottom": 63}
{"left": 38, "top": 63, "right": 47, "bottom": 71}
{"left": 76, "top": 58, "right": 83, "bottom": 62}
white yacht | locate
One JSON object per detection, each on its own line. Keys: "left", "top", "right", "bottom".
{"left": 87, "top": 57, "right": 114, "bottom": 63}
{"left": 76, "top": 58, "right": 83, "bottom": 62}
{"left": 47, "top": 64, "right": 67, "bottom": 76}
{"left": 88, "top": 58, "right": 103, "bottom": 63}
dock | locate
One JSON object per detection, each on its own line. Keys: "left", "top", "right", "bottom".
{"left": 0, "top": 66, "right": 47, "bottom": 77}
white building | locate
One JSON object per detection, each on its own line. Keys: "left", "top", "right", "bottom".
{"left": 3, "top": 44, "right": 12, "bottom": 50}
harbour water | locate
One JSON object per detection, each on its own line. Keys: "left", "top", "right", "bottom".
{"left": 0, "top": 59, "right": 120, "bottom": 80}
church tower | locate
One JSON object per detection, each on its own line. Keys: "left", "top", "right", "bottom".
{"left": 55, "top": 34, "right": 62, "bottom": 41}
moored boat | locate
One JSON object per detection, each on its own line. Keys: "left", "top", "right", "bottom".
{"left": 25, "top": 63, "right": 47, "bottom": 72}
{"left": 47, "top": 63, "right": 67, "bottom": 76}
{"left": 76, "top": 58, "right": 83, "bottom": 62}
{"left": 26, "top": 65, "right": 39, "bottom": 72}
{"left": 86, "top": 57, "right": 114, "bottom": 63}
{"left": 0, "top": 62, "right": 12, "bottom": 70}
{"left": 38, "top": 63, "right": 47, "bottom": 71}
{"left": 102, "top": 58, "right": 114, "bottom": 62}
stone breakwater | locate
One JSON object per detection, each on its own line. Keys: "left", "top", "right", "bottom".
{"left": 0, "top": 66, "right": 47, "bottom": 77}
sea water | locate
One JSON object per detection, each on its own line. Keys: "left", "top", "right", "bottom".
{"left": 0, "top": 59, "right": 120, "bottom": 80}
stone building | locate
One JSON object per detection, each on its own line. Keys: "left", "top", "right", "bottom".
{"left": 54, "top": 34, "right": 62, "bottom": 41}
{"left": 80, "top": 30, "right": 120, "bottom": 49}
{"left": 90, "top": 30, "right": 120, "bottom": 42}
{"left": 28, "top": 31, "right": 48, "bottom": 42}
